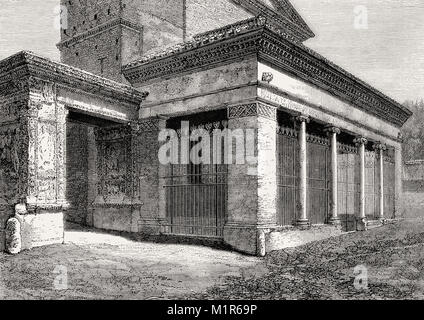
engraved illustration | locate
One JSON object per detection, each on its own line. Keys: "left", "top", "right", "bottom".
{"left": 0, "top": 0, "right": 423, "bottom": 304}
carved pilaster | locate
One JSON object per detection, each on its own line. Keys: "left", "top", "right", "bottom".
{"left": 24, "top": 101, "right": 42, "bottom": 205}
{"left": 56, "top": 105, "right": 68, "bottom": 205}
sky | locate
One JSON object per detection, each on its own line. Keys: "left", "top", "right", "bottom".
{"left": 0, "top": 0, "right": 423, "bottom": 103}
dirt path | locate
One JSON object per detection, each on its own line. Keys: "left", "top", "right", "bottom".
{"left": 2, "top": 219, "right": 424, "bottom": 300}
{"left": 0, "top": 228, "right": 266, "bottom": 300}
{"left": 194, "top": 219, "right": 424, "bottom": 300}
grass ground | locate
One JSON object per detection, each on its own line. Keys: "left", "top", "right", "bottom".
{"left": 1, "top": 219, "right": 424, "bottom": 300}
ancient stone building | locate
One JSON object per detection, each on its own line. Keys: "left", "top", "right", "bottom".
{"left": 0, "top": 0, "right": 412, "bottom": 255}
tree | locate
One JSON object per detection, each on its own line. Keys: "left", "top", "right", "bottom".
{"left": 402, "top": 99, "right": 424, "bottom": 161}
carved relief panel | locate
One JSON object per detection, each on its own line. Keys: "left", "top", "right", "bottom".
{"left": 95, "top": 126, "right": 132, "bottom": 203}
{"left": 0, "top": 127, "right": 20, "bottom": 204}
{"left": 37, "top": 121, "right": 57, "bottom": 202}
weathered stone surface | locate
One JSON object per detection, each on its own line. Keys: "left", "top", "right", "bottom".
{"left": 5, "top": 217, "right": 21, "bottom": 255}
{"left": 266, "top": 225, "right": 344, "bottom": 252}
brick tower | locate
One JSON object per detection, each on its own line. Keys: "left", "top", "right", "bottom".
{"left": 57, "top": 0, "right": 185, "bottom": 82}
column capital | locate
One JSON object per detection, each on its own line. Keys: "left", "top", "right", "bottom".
{"left": 372, "top": 142, "right": 387, "bottom": 151}
{"left": 353, "top": 136, "right": 368, "bottom": 146}
{"left": 324, "top": 126, "right": 341, "bottom": 135}
{"left": 294, "top": 114, "right": 310, "bottom": 123}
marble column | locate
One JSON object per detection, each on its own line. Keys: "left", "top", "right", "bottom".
{"left": 326, "top": 126, "right": 341, "bottom": 225}
{"left": 354, "top": 136, "right": 368, "bottom": 231}
{"left": 374, "top": 143, "right": 387, "bottom": 221}
{"left": 296, "top": 115, "right": 310, "bottom": 228}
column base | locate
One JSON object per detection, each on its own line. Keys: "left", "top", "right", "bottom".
{"left": 356, "top": 217, "right": 368, "bottom": 231}
{"left": 296, "top": 219, "right": 310, "bottom": 230}
{"left": 329, "top": 217, "right": 342, "bottom": 225}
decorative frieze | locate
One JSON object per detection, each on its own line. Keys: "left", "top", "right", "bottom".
{"left": 337, "top": 142, "right": 358, "bottom": 154}
{"left": 276, "top": 126, "right": 297, "bottom": 138}
{"left": 130, "top": 118, "right": 162, "bottom": 133}
{"left": 123, "top": 17, "right": 411, "bottom": 127}
{"left": 227, "top": 103, "right": 277, "bottom": 120}
{"left": 306, "top": 133, "right": 329, "bottom": 146}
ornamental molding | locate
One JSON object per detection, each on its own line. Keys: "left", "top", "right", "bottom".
{"left": 57, "top": 18, "right": 143, "bottom": 49}
{"left": 123, "top": 17, "right": 411, "bottom": 127}
{"left": 337, "top": 142, "right": 358, "bottom": 154}
{"left": 306, "top": 133, "right": 329, "bottom": 146}
{"left": 227, "top": 102, "right": 277, "bottom": 120}
{"left": 92, "top": 203, "right": 144, "bottom": 209}
{"left": 276, "top": 126, "right": 297, "bottom": 138}
{"left": 0, "top": 51, "right": 148, "bottom": 106}
{"left": 130, "top": 118, "right": 162, "bottom": 133}
{"left": 64, "top": 102, "right": 132, "bottom": 123}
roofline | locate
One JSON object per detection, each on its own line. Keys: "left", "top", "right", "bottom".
{"left": 235, "top": 0, "right": 314, "bottom": 41}
{"left": 122, "top": 17, "right": 412, "bottom": 127}
{"left": 0, "top": 51, "right": 148, "bottom": 105}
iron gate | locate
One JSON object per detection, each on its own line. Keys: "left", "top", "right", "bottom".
{"left": 277, "top": 128, "right": 331, "bottom": 226}
{"left": 384, "top": 154, "right": 395, "bottom": 219}
{"left": 365, "top": 151, "right": 381, "bottom": 220}
{"left": 164, "top": 120, "right": 228, "bottom": 238}
{"left": 337, "top": 143, "right": 360, "bottom": 231}
{"left": 277, "top": 127, "right": 299, "bottom": 226}
{"left": 307, "top": 134, "right": 330, "bottom": 225}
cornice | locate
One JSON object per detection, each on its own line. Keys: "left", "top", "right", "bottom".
{"left": 0, "top": 51, "right": 148, "bottom": 106}
{"left": 123, "top": 17, "right": 411, "bottom": 127}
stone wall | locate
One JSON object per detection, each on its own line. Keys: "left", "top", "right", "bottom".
{"left": 66, "top": 122, "right": 89, "bottom": 225}
{"left": 124, "top": 0, "right": 184, "bottom": 55}
{"left": 401, "top": 160, "right": 424, "bottom": 219}
{"left": 185, "top": 0, "right": 252, "bottom": 38}
{"left": 60, "top": 25, "right": 125, "bottom": 82}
